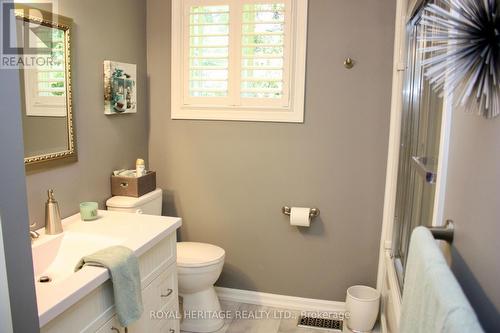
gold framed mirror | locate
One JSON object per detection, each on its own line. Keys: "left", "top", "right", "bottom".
{"left": 15, "top": 5, "right": 76, "bottom": 168}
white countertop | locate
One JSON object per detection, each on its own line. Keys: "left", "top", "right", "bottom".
{"left": 32, "top": 210, "right": 181, "bottom": 327}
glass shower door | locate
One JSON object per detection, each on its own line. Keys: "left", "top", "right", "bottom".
{"left": 391, "top": 14, "right": 444, "bottom": 290}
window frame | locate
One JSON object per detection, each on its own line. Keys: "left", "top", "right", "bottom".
{"left": 23, "top": 67, "right": 67, "bottom": 117}
{"left": 171, "top": 0, "right": 308, "bottom": 123}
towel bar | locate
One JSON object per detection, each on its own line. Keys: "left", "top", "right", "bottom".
{"left": 427, "top": 220, "right": 454, "bottom": 243}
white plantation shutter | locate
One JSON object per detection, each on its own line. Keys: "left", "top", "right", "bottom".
{"left": 35, "top": 67, "right": 66, "bottom": 97}
{"left": 174, "top": 0, "right": 307, "bottom": 122}
{"left": 187, "top": 5, "right": 230, "bottom": 100}
{"left": 240, "top": 2, "right": 289, "bottom": 105}
{"left": 24, "top": 29, "right": 67, "bottom": 117}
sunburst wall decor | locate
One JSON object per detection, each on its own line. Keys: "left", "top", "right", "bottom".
{"left": 420, "top": 0, "right": 500, "bottom": 119}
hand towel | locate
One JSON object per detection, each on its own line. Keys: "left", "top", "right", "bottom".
{"left": 75, "top": 245, "right": 143, "bottom": 327}
{"left": 400, "top": 226, "right": 484, "bottom": 333}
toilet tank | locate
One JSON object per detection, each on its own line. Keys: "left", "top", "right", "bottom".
{"left": 106, "top": 188, "right": 162, "bottom": 215}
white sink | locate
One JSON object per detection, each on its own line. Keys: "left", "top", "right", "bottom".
{"left": 32, "top": 231, "right": 124, "bottom": 283}
{"left": 31, "top": 210, "right": 182, "bottom": 327}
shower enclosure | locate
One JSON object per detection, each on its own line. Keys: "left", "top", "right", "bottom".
{"left": 391, "top": 9, "right": 444, "bottom": 290}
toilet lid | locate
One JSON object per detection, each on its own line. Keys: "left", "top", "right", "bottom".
{"left": 177, "top": 242, "right": 225, "bottom": 267}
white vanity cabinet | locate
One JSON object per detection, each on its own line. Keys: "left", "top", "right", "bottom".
{"left": 40, "top": 232, "right": 180, "bottom": 333}
{"left": 95, "top": 315, "right": 121, "bottom": 333}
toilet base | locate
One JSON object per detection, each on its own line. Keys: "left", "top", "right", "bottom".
{"left": 180, "top": 286, "right": 224, "bottom": 333}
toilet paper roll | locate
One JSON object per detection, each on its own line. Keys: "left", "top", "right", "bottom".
{"left": 290, "top": 207, "right": 311, "bottom": 227}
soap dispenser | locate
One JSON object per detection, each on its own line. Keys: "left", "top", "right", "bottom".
{"left": 45, "top": 189, "right": 63, "bottom": 235}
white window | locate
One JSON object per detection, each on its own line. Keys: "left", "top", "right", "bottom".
{"left": 171, "top": 0, "right": 308, "bottom": 122}
{"left": 23, "top": 26, "right": 67, "bottom": 117}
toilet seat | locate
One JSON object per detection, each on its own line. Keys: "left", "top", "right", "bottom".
{"left": 177, "top": 242, "right": 225, "bottom": 268}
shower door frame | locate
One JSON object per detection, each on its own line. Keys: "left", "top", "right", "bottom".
{"left": 376, "top": 0, "right": 453, "bottom": 332}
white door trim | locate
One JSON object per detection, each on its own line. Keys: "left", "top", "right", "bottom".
{"left": 376, "top": 0, "right": 408, "bottom": 293}
{"left": 376, "top": 2, "right": 408, "bottom": 331}
{"left": 430, "top": 84, "right": 454, "bottom": 227}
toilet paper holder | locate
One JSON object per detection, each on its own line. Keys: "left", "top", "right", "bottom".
{"left": 282, "top": 206, "right": 320, "bottom": 219}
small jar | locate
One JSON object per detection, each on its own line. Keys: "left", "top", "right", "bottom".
{"left": 136, "top": 158, "right": 146, "bottom": 177}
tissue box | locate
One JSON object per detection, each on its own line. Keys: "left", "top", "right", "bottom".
{"left": 111, "top": 171, "right": 156, "bottom": 197}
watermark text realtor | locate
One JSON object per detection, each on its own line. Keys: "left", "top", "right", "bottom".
{"left": 0, "top": 0, "right": 59, "bottom": 69}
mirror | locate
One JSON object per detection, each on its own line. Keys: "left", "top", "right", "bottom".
{"left": 15, "top": 6, "right": 75, "bottom": 167}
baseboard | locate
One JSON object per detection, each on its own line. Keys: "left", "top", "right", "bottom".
{"left": 215, "top": 287, "right": 345, "bottom": 313}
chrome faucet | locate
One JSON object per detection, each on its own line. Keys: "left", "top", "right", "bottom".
{"left": 30, "top": 230, "right": 40, "bottom": 242}
{"left": 29, "top": 222, "right": 39, "bottom": 242}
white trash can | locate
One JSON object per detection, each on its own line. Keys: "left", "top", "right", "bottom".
{"left": 345, "top": 285, "right": 380, "bottom": 332}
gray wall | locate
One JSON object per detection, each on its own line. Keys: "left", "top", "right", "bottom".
{"left": 22, "top": 113, "right": 69, "bottom": 157}
{"left": 443, "top": 112, "right": 500, "bottom": 332}
{"left": 0, "top": 65, "right": 39, "bottom": 331}
{"left": 148, "top": 0, "right": 396, "bottom": 300}
{"left": 26, "top": 0, "right": 149, "bottom": 227}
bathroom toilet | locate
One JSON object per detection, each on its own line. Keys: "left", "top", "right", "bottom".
{"left": 106, "top": 188, "right": 226, "bottom": 332}
{"left": 106, "top": 188, "right": 163, "bottom": 215}
{"left": 177, "top": 242, "right": 225, "bottom": 333}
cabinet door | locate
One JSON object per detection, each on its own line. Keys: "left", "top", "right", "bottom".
{"left": 95, "top": 315, "right": 122, "bottom": 333}
{"left": 156, "top": 313, "right": 180, "bottom": 333}
{"left": 151, "top": 296, "right": 181, "bottom": 333}
{"left": 128, "top": 265, "right": 179, "bottom": 333}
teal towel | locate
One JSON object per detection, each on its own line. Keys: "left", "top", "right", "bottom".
{"left": 400, "top": 227, "right": 484, "bottom": 333}
{"left": 75, "top": 245, "right": 143, "bottom": 327}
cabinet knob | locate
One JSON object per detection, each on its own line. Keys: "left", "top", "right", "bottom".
{"left": 161, "top": 288, "right": 173, "bottom": 298}
{"left": 169, "top": 329, "right": 175, "bottom": 333}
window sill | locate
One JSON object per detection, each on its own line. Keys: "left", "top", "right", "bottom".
{"left": 171, "top": 107, "right": 304, "bottom": 123}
